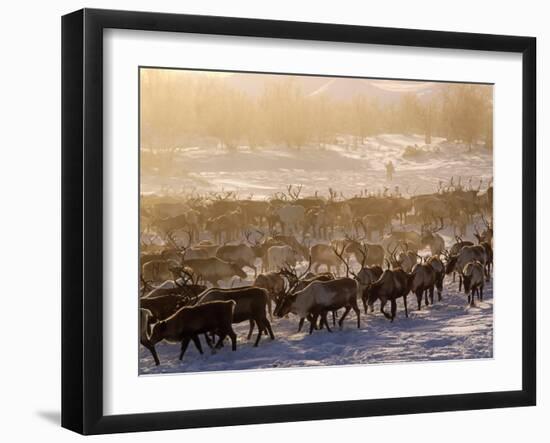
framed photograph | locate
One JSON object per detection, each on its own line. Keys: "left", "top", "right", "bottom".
{"left": 62, "top": 8, "right": 536, "bottom": 435}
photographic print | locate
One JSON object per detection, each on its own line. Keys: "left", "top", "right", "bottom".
{"left": 138, "top": 68, "right": 494, "bottom": 375}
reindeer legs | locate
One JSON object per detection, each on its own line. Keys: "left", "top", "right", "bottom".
{"left": 179, "top": 336, "right": 191, "bottom": 360}
{"left": 254, "top": 323, "right": 265, "bottom": 347}
{"left": 361, "top": 292, "right": 369, "bottom": 315}
{"left": 141, "top": 340, "right": 160, "bottom": 366}
{"left": 262, "top": 318, "right": 275, "bottom": 340}
{"left": 228, "top": 330, "right": 237, "bottom": 351}
{"left": 390, "top": 299, "right": 397, "bottom": 322}
{"left": 415, "top": 290, "right": 423, "bottom": 310}
{"left": 380, "top": 299, "right": 392, "bottom": 320}
{"left": 351, "top": 298, "right": 361, "bottom": 328}
{"left": 338, "top": 306, "right": 351, "bottom": 329}
{"left": 247, "top": 320, "right": 255, "bottom": 340}
{"left": 309, "top": 313, "right": 319, "bottom": 334}
{"left": 321, "top": 311, "right": 333, "bottom": 333}
{"left": 191, "top": 335, "right": 204, "bottom": 355}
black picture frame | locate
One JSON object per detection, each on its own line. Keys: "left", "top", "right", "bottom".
{"left": 61, "top": 8, "right": 537, "bottom": 435}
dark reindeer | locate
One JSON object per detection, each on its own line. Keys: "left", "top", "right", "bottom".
{"left": 410, "top": 262, "right": 436, "bottom": 309}
{"left": 148, "top": 300, "right": 237, "bottom": 365}
{"left": 364, "top": 265, "right": 412, "bottom": 321}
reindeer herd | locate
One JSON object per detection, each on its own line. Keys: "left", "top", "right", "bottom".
{"left": 139, "top": 179, "right": 493, "bottom": 367}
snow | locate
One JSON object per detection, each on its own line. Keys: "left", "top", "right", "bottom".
{"left": 139, "top": 277, "right": 493, "bottom": 375}
{"left": 141, "top": 134, "right": 493, "bottom": 199}
{"left": 139, "top": 133, "right": 493, "bottom": 375}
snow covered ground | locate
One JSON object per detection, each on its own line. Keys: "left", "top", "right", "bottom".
{"left": 141, "top": 134, "right": 493, "bottom": 198}
{"left": 139, "top": 133, "right": 493, "bottom": 375}
{"left": 139, "top": 276, "right": 493, "bottom": 375}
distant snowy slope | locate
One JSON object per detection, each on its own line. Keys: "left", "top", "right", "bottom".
{"left": 142, "top": 135, "right": 492, "bottom": 198}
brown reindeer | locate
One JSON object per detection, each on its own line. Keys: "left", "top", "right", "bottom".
{"left": 148, "top": 300, "right": 237, "bottom": 365}
{"left": 426, "top": 256, "right": 445, "bottom": 301}
{"left": 279, "top": 257, "right": 338, "bottom": 331}
{"left": 420, "top": 222, "right": 446, "bottom": 256}
{"left": 253, "top": 272, "right": 286, "bottom": 320}
{"left": 140, "top": 308, "right": 159, "bottom": 366}
{"left": 310, "top": 243, "right": 343, "bottom": 275}
{"left": 463, "top": 261, "right": 485, "bottom": 306}
{"left": 445, "top": 245, "right": 487, "bottom": 291}
{"left": 357, "top": 214, "right": 387, "bottom": 241}
{"left": 364, "top": 268, "right": 411, "bottom": 321}
{"left": 215, "top": 243, "right": 257, "bottom": 277}
{"left": 410, "top": 262, "right": 436, "bottom": 309}
{"left": 474, "top": 224, "right": 494, "bottom": 280}
{"left": 198, "top": 287, "right": 275, "bottom": 347}
{"left": 183, "top": 257, "right": 247, "bottom": 286}
{"left": 275, "top": 277, "right": 361, "bottom": 334}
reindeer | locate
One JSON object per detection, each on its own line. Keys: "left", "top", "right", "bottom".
{"left": 445, "top": 245, "right": 487, "bottom": 291}
{"left": 413, "top": 196, "right": 450, "bottom": 226}
{"left": 382, "top": 230, "right": 422, "bottom": 254}
{"left": 410, "top": 262, "right": 436, "bottom": 309}
{"left": 148, "top": 300, "right": 237, "bottom": 365}
{"left": 183, "top": 257, "right": 247, "bottom": 286}
{"left": 364, "top": 267, "right": 411, "bottom": 321}
{"left": 474, "top": 222, "right": 494, "bottom": 280}
{"left": 198, "top": 287, "right": 275, "bottom": 347}
{"left": 449, "top": 236, "right": 474, "bottom": 256}
{"left": 477, "top": 214, "right": 493, "bottom": 245}
{"left": 452, "top": 210, "right": 469, "bottom": 237}
{"left": 140, "top": 308, "right": 159, "bottom": 366}
{"left": 420, "top": 222, "right": 446, "bottom": 256}
{"left": 344, "top": 235, "right": 385, "bottom": 267}
{"left": 357, "top": 214, "right": 387, "bottom": 241}
{"left": 463, "top": 261, "right": 485, "bottom": 306}
{"left": 279, "top": 257, "right": 336, "bottom": 331}
{"left": 392, "top": 196, "right": 413, "bottom": 225}
{"left": 386, "top": 243, "right": 418, "bottom": 273}
{"left": 275, "top": 204, "right": 306, "bottom": 235}
{"left": 215, "top": 243, "right": 257, "bottom": 277}
{"left": 141, "top": 259, "right": 181, "bottom": 283}
{"left": 303, "top": 206, "right": 328, "bottom": 239}
{"left": 275, "top": 277, "right": 361, "bottom": 334}
{"left": 426, "top": 256, "right": 445, "bottom": 301}
{"left": 272, "top": 234, "right": 309, "bottom": 260}
{"left": 206, "top": 214, "right": 238, "bottom": 244}
{"left": 140, "top": 293, "right": 192, "bottom": 323}
{"left": 266, "top": 245, "right": 298, "bottom": 272}
{"left": 240, "top": 200, "right": 270, "bottom": 227}
{"left": 310, "top": 243, "right": 343, "bottom": 275}
{"left": 253, "top": 272, "right": 286, "bottom": 320}
{"left": 243, "top": 229, "right": 275, "bottom": 272}
{"left": 142, "top": 269, "right": 206, "bottom": 301}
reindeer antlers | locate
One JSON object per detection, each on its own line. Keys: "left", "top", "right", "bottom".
{"left": 332, "top": 245, "right": 357, "bottom": 279}
{"left": 281, "top": 255, "right": 313, "bottom": 294}
{"left": 165, "top": 230, "right": 191, "bottom": 261}
{"left": 175, "top": 268, "right": 200, "bottom": 287}
{"left": 286, "top": 184, "right": 303, "bottom": 201}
